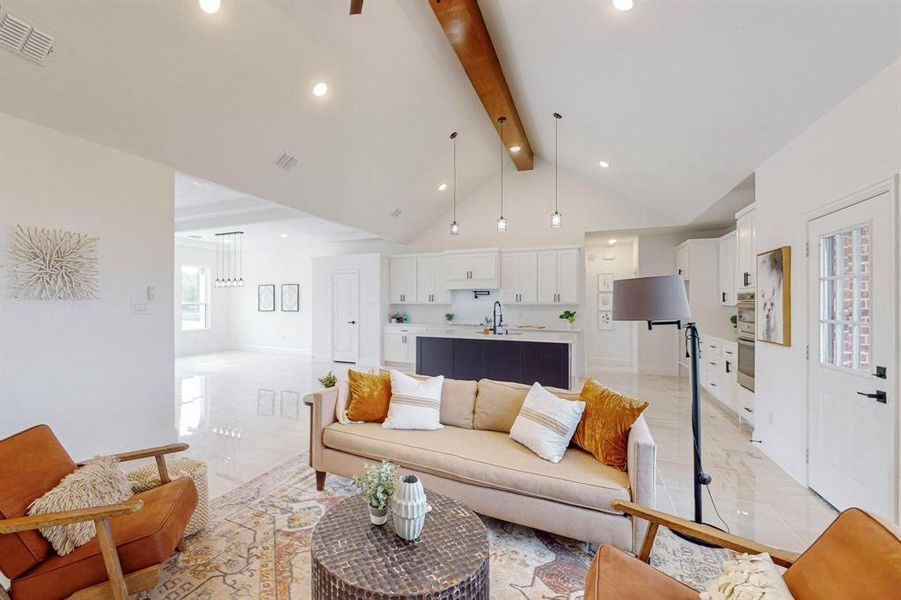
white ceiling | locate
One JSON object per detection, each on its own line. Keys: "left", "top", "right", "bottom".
{"left": 1, "top": 1, "right": 899, "bottom": 241}
{"left": 174, "top": 172, "right": 377, "bottom": 247}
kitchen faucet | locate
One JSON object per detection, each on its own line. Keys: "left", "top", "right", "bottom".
{"left": 492, "top": 300, "right": 504, "bottom": 335}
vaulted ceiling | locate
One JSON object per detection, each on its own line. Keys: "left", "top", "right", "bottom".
{"left": 1, "top": 0, "right": 899, "bottom": 242}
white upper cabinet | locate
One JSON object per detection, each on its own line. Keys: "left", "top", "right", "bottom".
{"left": 389, "top": 256, "right": 417, "bottom": 304}
{"left": 416, "top": 255, "right": 448, "bottom": 304}
{"left": 676, "top": 244, "right": 690, "bottom": 279}
{"left": 718, "top": 231, "right": 737, "bottom": 306}
{"left": 501, "top": 252, "right": 538, "bottom": 304}
{"left": 735, "top": 204, "right": 757, "bottom": 291}
{"left": 445, "top": 251, "right": 500, "bottom": 289}
{"left": 537, "top": 248, "right": 581, "bottom": 304}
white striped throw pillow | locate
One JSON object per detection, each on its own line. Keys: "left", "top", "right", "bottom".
{"left": 509, "top": 383, "right": 585, "bottom": 463}
{"left": 383, "top": 370, "right": 445, "bottom": 430}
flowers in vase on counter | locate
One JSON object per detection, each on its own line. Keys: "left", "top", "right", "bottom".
{"left": 388, "top": 311, "right": 409, "bottom": 324}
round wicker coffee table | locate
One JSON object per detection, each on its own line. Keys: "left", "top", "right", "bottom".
{"left": 311, "top": 491, "right": 489, "bottom": 599}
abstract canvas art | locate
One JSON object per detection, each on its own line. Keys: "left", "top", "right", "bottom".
{"left": 757, "top": 246, "right": 791, "bottom": 346}
{"left": 258, "top": 284, "right": 275, "bottom": 312}
{"left": 10, "top": 225, "right": 99, "bottom": 300}
{"left": 281, "top": 283, "right": 299, "bottom": 312}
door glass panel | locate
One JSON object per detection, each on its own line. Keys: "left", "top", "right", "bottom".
{"left": 818, "top": 223, "right": 872, "bottom": 373}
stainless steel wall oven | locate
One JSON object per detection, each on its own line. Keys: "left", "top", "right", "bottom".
{"left": 736, "top": 292, "right": 755, "bottom": 392}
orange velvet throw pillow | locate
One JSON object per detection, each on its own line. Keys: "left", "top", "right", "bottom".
{"left": 346, "top": 369, "right": 392, "bottom": 422}
{"left": 572, "top": 378, "right": 648, "bottom": 471}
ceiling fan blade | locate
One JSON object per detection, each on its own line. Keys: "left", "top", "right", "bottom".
{"left": 349, "top": 0, "right": 363, "bottom": 15}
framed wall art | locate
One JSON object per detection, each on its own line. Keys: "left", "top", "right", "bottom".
{"left": 281, "top": 284, "right": 299, "bottom": 312}
{"left": 757, "top": 246, "right": 791, "bottom": 346}
{"left": 258, "top": 284, "right": 276, "bottom": 312}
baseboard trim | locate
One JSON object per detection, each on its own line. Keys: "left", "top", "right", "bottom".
{"left": 236, "top": 345, "right": 311, "bottom": 355}
{"left": 588, "top": 357, "right": 636, "bottom": 371}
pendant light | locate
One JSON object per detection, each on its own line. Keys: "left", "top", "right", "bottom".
{"left": 214, "top": 231, "right": 245, "bottom": 288}
{"left": 449, "top": 131, "right": 459, "bottom": 236}
{"left": 551, "top": 112, "right": 563, "bottom": 229}
{"left": 496, "top": 116, "right": 508, "bottom": 232}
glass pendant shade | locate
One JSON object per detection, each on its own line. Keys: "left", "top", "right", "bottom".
{"left": 496, "top": 216, "right": 508, "bottom": 232}
{"left": 551, "top": 211, "right": 562, "bottom": 228}
{"left": 450, "top": 221, "right": 460, "bottom": 236}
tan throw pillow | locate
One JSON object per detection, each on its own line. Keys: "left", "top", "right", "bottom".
{"left": 474, "top": 379, "right": 579, "bottom": 433}
{"left": 27, "top": 456, "right": 133, "bottom": 556}
{"left": 700, "top": 553, "right": 795, "bottom": 600}
{"left": 572, "top": 378, "right": 648, "bottom": 471}
{"left": 346, "top": 369, "right": 392, "bottom": 422}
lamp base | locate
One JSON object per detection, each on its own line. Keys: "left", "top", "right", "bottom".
{"left": 670, "top": 523, "right": 726, "bottom": 549}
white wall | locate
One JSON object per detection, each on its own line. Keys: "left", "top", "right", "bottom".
{"left": 0, "top": 114, "right": 176, "bottom": 458}
{"left": 407, "top": 158, "right": 671, "bottom": 252}
{"left": 311, "top": 253, "right": 386, "bottom": 367}
{"left": 635, "top": 232, "right": 684, "bottom": 375}
{"left": 754, "top": 57, "right": 901, "bottom": 485}
{"left": 228, "top": 247, "right": 313, "bottom": 353}
{"left": 585, "top": 240, "right": 638, "bottom": 369}
{"left": 175, "top": 243, "right": 232, "bottom": 357}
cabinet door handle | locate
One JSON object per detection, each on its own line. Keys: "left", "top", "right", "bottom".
{"left": 726, "top": 361, "right": 732, "bottom": 374}
{"left": 722, "top": 292, "right": 726, "bottom": 302}
{"left": 743, "top": 272, "right": 750, "bottom": 287}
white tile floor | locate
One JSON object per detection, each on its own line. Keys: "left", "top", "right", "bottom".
{"left": 176, "top": 351, "right": 837, "bottom": 553}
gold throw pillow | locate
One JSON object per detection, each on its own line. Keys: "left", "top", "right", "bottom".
{"left": 346, "top": 369, "right": 392, "bottom": 422}
{"left": 572, "top": 378, "right": 648, "bottom": 471}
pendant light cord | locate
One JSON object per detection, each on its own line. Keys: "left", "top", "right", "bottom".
{"left": 555, "top": 114, "right": 559, "bottom": 213}
{"left": 452, "top": 131, "right": 457, "bottom": 221}
{"left": 499, "top": 117, "right": 505, "bottom": 217}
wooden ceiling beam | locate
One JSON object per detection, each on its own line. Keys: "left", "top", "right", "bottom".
{"left": 429, "top": 0, "right": 534, "bottom": 171}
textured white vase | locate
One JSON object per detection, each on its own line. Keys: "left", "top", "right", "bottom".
{"left": 391, "top": 474, "right": 428, "bottom": 541}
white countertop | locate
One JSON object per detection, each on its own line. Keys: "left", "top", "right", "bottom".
{"left": 385, "top": 323, "right": 582, "bottom": 334}
{"left": 415, "top": 331, "right": 575, "bottom": 344}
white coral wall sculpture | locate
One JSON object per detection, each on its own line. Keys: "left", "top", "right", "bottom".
{"left": 11, "top": 225, "right": 99, "bottom": 300}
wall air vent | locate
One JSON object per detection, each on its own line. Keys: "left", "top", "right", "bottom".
{"left": 274, "top": 152, "right": 299, "bottom": 170}
{"left": 0, "top": 11, "right": 55, "bottom": 65}
{"left": 390, "top": 208, "right": 403, "bottom": 218}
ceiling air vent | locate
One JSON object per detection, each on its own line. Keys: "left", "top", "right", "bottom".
{"left": 274, "top": 152, "right": 299, "bottom": 170}
{"left": 0, "top": 12, "right": 55, "bottom": 65}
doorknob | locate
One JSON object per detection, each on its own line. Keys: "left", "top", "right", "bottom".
{"left": 347, "top": 320, "right": 356, "bottom": 325}
{"left": 857, "top": 390, "right": 887, "bottom": 404}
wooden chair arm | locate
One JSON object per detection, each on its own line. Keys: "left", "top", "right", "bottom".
{"left": 110, "top": 442, "right": 189, "bottom": 462}
{"left": 0, "top": 499, "right": 143, "bottom": 534}
{"left": 613, "top": 500, "right": 801, "bottom": 568}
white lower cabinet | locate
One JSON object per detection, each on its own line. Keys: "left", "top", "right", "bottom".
{"left": 383, "top": 329, "right": 418, "bottom": 364}
{"left": 700, "top": 335, "right": 739, "bottom": 417}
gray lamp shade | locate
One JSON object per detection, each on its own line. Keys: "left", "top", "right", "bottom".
{"left": 612, "top": 275, "right": 691, "bottom": 321}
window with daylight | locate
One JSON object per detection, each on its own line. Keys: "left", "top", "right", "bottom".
{"left": 818, "top": 223, "right": 871, "bottom": 372}
{"left": 181, "top": 264, "right": 210, "bottom": 331}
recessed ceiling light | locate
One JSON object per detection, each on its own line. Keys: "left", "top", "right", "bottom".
{"left": 280, "top": 234, "right": 288, "bottom": 238}
{"left": 612, "top": 0, "right": 634, "bottom": 11}
{"left": 189, "top": 235, "right": 203, "bottom": 239}
{"left": 509, "top": 145, "right": 521, "bottom": 153}
{"left": 608, "top": 239, "right": 617, "bottom": 246}
{"left": 199, "top": 0, "right": 221, "bottom": 15}
{"left": 438, "top": 183, "right": 448, "bottom": 192}
{"left": 192, "top": 180, "right": 210, "bottom": 187}
{"left": 598, "top": 160, "right": 611, "bottom": 168}
{"left": 312, "top": 82, "right": 328, "bottom": 97}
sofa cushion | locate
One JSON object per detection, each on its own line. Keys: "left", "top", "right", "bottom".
{"left": 0, "top": 425, "right": 77, "bottom": 579}
{"left": 323, "top": 422, "right": 630, "bottom": 514}
{"left": 473, "top": 379, "right": 580, "bottom": 433}
{"left": 10, "top": 477, "right": 197, "bottom": 600}
{"left": 346, "top": 369, "right": 392, "bottom": 422}
{"left": 383, "top": 370, "right": 444, "bottom": 430}
{"left": 380, "top": 370, "right": 477, "bottom": 429}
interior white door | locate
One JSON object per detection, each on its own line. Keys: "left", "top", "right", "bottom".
{"left": 332, "top": 271, "right": 359, "bottom": 363}
{"left": 808, "top": 190, "right": 897, "bottom": 520}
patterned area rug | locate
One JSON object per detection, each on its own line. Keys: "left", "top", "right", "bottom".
{"left": 147, "top": 455, "right": 732, "bottom": 599}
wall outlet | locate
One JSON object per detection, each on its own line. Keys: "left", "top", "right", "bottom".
{"left": 131, "top": 301, "right": 151, "bottom": 315}
{"left": 768, "top": 411, "right": 774, "bottom": 425}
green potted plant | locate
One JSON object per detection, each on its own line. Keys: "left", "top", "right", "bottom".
{"left": 353, "top": 460, "right": 397, "bottom": 525}
{"left": 318, "top": 371, "right": 337, "bottom": 389}
{"left": 559, "top": 310, "right": 577, "bottom": 329}
{"left": 730, "top": 314, "right": 738, "bottom": 330}
{"left": 445, "top": 313, "right": 454, "bottom": 322}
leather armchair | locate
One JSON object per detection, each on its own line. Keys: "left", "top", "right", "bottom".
{"left": 0, "top": 425, "right": 197, "bottom": 600}
{"left": 585, "top": 500, "right": 901, "bottom": 600}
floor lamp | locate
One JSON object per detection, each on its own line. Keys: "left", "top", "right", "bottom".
{"left": 612, "top": 275, "right": 718, "bottom": 545}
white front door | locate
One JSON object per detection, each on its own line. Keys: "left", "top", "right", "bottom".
{"left": 332, "top": 271, "right": 359, "bottom": 363}
{"left": 808, "top": 189, "right": 897, "bottom": 520}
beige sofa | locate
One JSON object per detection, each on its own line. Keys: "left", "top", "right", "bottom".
{"left": 304, "top": 376, "right": 656, "bottom": 553}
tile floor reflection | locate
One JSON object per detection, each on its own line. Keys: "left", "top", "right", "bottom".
{"left": 175, "top": 351, "right": 837, "bottom": 553}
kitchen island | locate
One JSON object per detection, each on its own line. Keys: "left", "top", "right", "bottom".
{"left": 415, "top": 332, "right": 572, "bottom": 389}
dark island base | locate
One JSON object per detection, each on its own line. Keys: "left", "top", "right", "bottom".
{"left": 416, "top": 336, "right": 570, "bottom": 389}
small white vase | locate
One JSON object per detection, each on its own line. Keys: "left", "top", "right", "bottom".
{"left": 368, "top": 506, "right": 388, "bottom": 526}
{"left": 391, "top": 474, "right": 428, "bottom": 541}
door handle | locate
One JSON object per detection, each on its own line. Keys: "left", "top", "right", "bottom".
{"left": 743, "top": 272, "right": 750, "bottom": 287}
{"left": 857, "top": 391, "right": 887, "bottom": 404}
{"left": 722, "top": 292, "right": 726, "bottom": 302}
{"left": 348, "top": 320, "right": 356, "bottom": 324}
